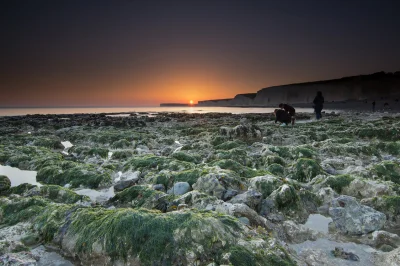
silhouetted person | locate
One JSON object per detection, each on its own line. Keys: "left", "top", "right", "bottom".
{"left": 384, "top": 102, "right": 389, "bottom": 110}
{"left": 313, "top": 91, "right": 324, "bottom": 120}
{"left": 372, "top": 101, "right": 376, "bottom": 112}
{"left": 274, "top": 109, "right": 291, "bottom": 125}
{"left": 279, "top": 103, "right": 296, "bottom": 125}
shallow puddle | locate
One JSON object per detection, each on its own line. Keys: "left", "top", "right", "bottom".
{"left": 74, "top": 186, "right": 115, "bottom": 202}
{"left": 61, "top": 141, "right": 73, "bottom": 149}
{"left": 304, "top": 214, "right": 333, "bottom": 234}
{"left": 290, "top": 238, "right": 377, "bottom": 266}
{"left": 0, "top": 165, "right": 41, "bottom": 187}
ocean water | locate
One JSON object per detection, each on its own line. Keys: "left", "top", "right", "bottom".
{"left": 0, "top": 106, "right": 316, "bottom": 116}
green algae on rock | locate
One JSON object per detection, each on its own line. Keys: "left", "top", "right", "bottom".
{"left": 0, "top": 175, "right": 11, "bottom": 195}
{"left": 291, "top": 158, "right": 324, "bottom": 182}
{"left": 1, "top": 196, "right": 294, "bottom": 265}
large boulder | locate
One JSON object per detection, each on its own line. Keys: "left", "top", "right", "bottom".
{"left": 329, "top": 195, "right": 386, "bottom": 235}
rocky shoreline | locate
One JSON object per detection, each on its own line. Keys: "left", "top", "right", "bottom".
{"left": 0, "top": 111, "right": 400, "bottom": 265}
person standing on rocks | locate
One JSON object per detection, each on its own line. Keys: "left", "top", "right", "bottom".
{"left": 279, "top": 103, "right": 296, "bottom": 125}
{"left": 313, "top": 91, "right": 324, "bottom": 120}
{"left": 372, "top": 101, "right": 376, "bottom": 112}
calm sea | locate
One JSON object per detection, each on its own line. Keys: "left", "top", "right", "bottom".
{"left": 0, "top": 107, "right": 315, "bottom": 116}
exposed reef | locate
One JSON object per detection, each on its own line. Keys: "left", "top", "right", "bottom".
{"left": 1, "top": 111, "right": 400, "bottom": 265}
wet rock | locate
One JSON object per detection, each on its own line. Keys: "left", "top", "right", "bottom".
{"left": 264, "top": 184, "right": 310, "bottom": 223}
{"left": 24, "top": 186, "right": 41, "bottom": 197}
{"left": 215, "top": 202, "right": 272, "bottom": 228}
{"left": 316, "top": 187, "right": 338, "bottom": 205}
{"left": 373, "top": 246, "right": 400, "bottom": 265}
{"left": 259, "top": 199, "right": 279, "bottom": 221}
{"left": 0, "top": 252, "right": 39, "bottom": 265}
{"left": 20, "top": 233, "right": 41, "bottom": 247}
{"left": 222, "top": 188, "right": 238, "bottom": 201}
{"left": 9, "top": 183, "right": 38, "bottom": 196}
{"left": 167, "top": 182, "right": 190, "bottom": 195}
{"left": 113, "top": 178, "right": 139, "bottom": 192}
{"left": 192, "top": 173, "right": 226, "bottom": 199}
{"left": 329, "top": 195, "right": 386, "bottom": 234}
{"left": 152, "top": 184, "right": 166, "bottom": 192}
{"left": 331, "top": 247, "right": 359, "bottom": 261}
{"left": 363, "top": 230, "right": 400, "bottom": 250}
{"left": 342, "top": 178, "right": 395, "bottom": 198}
{"left": 120, "top": 170, "right": 140, "bottom": 181}
{"left": 283, "top": 220, "right": 322, "bottom": 244}
{"left": 228, "top": 189, "right": 262, "bottom": 210}
{"left": 361, "top": 195, "right": 400, "bottom": 228}
{"left": 238, "top": 217, "right": 250, "bottom": 225}
{"left": 296, "top": 248, "right": 331, "bottom": 266}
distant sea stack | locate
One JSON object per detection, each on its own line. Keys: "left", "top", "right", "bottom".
{"left": 197, "top": 71, "right": 400, "bottom": 107}
{"left": 160, "top": 103, "right": 191, "bottom": 107}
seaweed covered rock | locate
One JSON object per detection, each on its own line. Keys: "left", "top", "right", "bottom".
{"left": 0, "top": 175, "right": 11, "bottom": 195}
{"left": 291, "top": 158, "right": 324, "bottom": 182}
{"left": 36, "top": 162, "right": 112, "bottom": 189}
{"left": 260, "top": 184, "right": 312, "bottom": 223}
{"left": 371, "top": 161, "right": 400, "bottom": 184}
{"left": 109, "top": 185, "right": 175, "bottom": 212}
{"left": 172, "top": 169, "right": 202, "bottom": 186}
{"left": 219, "top": 124, "right": 262, "bottom": 140}
{"left": 39, "top": 185, "right": 90, "bottom": 204}
{"left": 171, "top": 151, "right": 200, "bottom": 164}
{"left": 329, "top": 195, "right": 386, "bottom": 235}
{"left": 1, "top": 197, "right": 294, "bottom": 266}
{"left": 124, "top": 155, "right": 194, "bottom": 173}
{"left": 212, "top": 159, "right": 262, "bottom": 178}
{"left": 264, "top": 155, "right": 286, "bottom": 167}
{"left": 249, "top": 175, "right": 284, "bottom": 198}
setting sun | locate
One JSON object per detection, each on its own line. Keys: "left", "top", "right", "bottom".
{"left": 190, "top": 100, "right": 194, "bottom": 105}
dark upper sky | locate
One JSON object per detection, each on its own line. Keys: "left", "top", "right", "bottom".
{"left": 1, "top": 0, "right": 400, "bottom": 106}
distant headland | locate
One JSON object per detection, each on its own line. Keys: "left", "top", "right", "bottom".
{"left": 195, "top": 71, "right": 400, "bottom": 108}
{"left": 160, "top": 103, "right": 191, "bottom": 107}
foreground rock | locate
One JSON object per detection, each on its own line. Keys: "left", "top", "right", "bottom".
{"left": 0, "top": 197, "right": 295, "bottom": 266}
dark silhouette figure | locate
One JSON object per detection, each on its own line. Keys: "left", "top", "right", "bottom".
{"left": 279, "top": 103, "right": 296, "bottom": 125}
{"left": 372, "top": 101, "right": 376, "bottom": 112}
{"left": 274, "top": 109, "right": 291, "bottom": 125}
{"left": 313, "top": 91, "right": 324, "bottom": 120}
{"left": 384, "top": 102, "right": 389, "bottom": 110}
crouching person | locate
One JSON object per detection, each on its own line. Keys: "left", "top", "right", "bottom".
{"left": 274, "top": 109, "right": 291, "bottom": 126}
{"left": 279, "top": 103, "right": 296, "bottom": 125}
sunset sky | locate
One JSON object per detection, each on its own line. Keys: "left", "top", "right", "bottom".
{"left": 1, "top": 0, "right": 400, "bottom": 107}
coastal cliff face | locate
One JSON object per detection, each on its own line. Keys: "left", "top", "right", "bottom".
{"left": 198, "top": 72, "right": 400, "bottom": 107}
